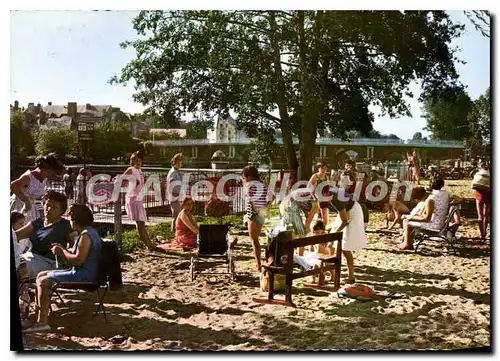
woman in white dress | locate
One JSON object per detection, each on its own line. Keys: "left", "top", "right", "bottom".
{"left": 328, "top": 187, "right": 367, "bottom": 284}
{"left": 398, "top": 177, "right": 462, "bottom": 250}
{"left": 11, "top": 154, "right": 65, "bottom": 222}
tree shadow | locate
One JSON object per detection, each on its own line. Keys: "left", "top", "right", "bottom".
{"left": 355, "top": 265, "right": 490, "bottom": 304}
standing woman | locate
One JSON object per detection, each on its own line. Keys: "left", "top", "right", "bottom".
{"left": 308, "top": 162, "right": 331, "bottom": 225}
{"left": 242, "top": 166, "right": 273, "bottom": 272}
{"left": 472, "top": 161, "right": 490, "bottom": 241}
{"left": 167, "top": 153, "right": 184, "bottom": 233}
{"left": 405, "top": 151, "right": 415, "bottom": 183}
{"left": 328, "top": 187, "right": 367, "bottom": 284}
{"left": 11, "top": 153, "right": 65, "bottom": 222}
{"left": 122, "top": 152, "right": 155, "bottom": 251}
{"left": 63, "top": 168, "right": 74, "bottom": 201}
{"left": 411, "top": 150, "right": 421, "bottom": 185}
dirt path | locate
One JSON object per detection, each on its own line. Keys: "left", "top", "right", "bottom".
{"left": 22, "top": 210, "right": 490, "bottom": 350}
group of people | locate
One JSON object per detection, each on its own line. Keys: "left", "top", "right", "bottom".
{"left": 11, "top": 151, "right": 491, "bottom": 330}
{"left": 11, "top": 154, "right": 105, "bottom": 333}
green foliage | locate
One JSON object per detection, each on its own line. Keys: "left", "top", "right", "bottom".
{"left": 34, "top": 126, "right": 77, "bottom": 157}
{"left": 89, "top": 122, "right": 139, "bottom": 161}
{"left": 249, "top": 130, "right": 280, "bottom": 165}
{"left": 421, "top": 86, "right": 473, "bottom": 140}
{"left": 464, "top": 11, "right": 490, "bottom": 38}
{"left": 112, "top": 10, "right": 463, "bottom": 179}
{"left": 11, "top": 110, "right": 35, "bottom": 158}
{"left": 465, "top": 87, "right": 490, "bottom": 157}
{"left": 185, "top": 119, "right": 213, "bottom": 139}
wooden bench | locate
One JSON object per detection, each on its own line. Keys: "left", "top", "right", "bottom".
{"left": 253, "top": 231, "right": 343, "bottom": 307}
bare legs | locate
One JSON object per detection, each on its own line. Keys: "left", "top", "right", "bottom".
{"left": 398, "top": 222, "right": 415, "bottom": 250}
{"left": 34, "top": 270, "right": 53, "bottom": 327}
{"left": 342, "top": 250, "right": 355, "bottom": 281}
{"left": 476, "top": 200, "right": 490, "bottom": 240}
{"left": 320, "top": 207, "right": 329, "bottom": 226}
{"left": 136, "top": 221, "right": 155, "bottom": 250}
{"left": 248, "top": 220, "right": 263, "bottom": 272}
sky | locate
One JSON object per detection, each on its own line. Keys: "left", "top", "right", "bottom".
{"left": 10, "top": 10, "right": 490, "bottom": 139}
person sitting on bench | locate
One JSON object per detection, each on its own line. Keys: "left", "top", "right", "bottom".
{"left": 24, "top": 205, "right": 102, "bottom": 333}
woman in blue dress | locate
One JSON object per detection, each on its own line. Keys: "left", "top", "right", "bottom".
{"left": 24, "top": 204, "right": 102, "bottom": 333}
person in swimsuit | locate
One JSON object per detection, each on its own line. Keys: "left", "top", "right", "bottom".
{"left": 308, "top": 162, "right": 332, "bottom": 226}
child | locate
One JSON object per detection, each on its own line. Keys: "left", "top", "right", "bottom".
{"left": 383, "top": 200, "right": 410, "bottom": 230}
{"left": 11, "top": 212, "right": 31, "bottom": 254}
{"left": 297, "top": 220, "right": 337, "bottom": 285}
{"left": 11, "top": 212, "right": 31, "bottom": 319}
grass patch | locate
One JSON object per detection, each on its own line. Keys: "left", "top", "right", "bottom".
{"left": 120, "top": 214, "right": 245, "bottom": 253}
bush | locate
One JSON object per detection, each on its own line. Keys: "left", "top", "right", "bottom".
{"left": 34, "top": 126, "right": 77, "bottom": 157}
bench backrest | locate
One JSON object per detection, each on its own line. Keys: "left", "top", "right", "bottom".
{"left": 198, "top": 224, "right": 229, "bottom": 255}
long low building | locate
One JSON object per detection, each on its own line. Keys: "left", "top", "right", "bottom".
{"left": 151, "top": 137, "right": 465, "bottom": 169}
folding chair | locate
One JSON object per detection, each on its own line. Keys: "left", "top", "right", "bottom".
{"left": 414, "top": 206, "right": 460, "bottom": 255}
{"left": 50, "top": 239, "right": 122, "bottom": 323}
{"left": 189, "top": 224, "right": 234, "bottom": 281}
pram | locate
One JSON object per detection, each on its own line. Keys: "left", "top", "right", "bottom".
{"left": 189, "top": 224, "right": 235, "bottom": 281}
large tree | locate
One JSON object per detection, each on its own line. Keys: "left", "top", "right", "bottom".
{"left": 112, "top": 10, "right": 463, "bottom": 179}
{"left": 421, "top": 85, "right": 473, "bottom": 140}
{"left": 466, "top": 86, "right": 490, "bottom": 157}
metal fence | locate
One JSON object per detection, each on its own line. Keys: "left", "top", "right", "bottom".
{"left": 36, "top": 166, "right": 281, "bottom": 239}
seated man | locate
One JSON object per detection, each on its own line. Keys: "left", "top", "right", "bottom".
{"left": 25, "top": 204, "right": 102, "bottom": 333}
{"left": 15, "top": 191, "right": 76, "bottom": 280}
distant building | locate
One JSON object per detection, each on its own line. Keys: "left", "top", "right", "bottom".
{"left": 207, "top": 114, "right": 250, "bottom": 143}
{"left": 11, "top": 101, "right": 149, "bottom": 136}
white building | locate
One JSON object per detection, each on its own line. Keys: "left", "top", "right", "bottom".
{"left": 207, "top": 114, "right": 251, "bottom": 143}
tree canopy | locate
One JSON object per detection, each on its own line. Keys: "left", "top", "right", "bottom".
{"left": 112, "top": 10, "right": 463, "bottom": 179}
{"left": 466, "top": 87, "right": 490, "bottom": 157}
{"left": 421, "top": 85, "right": 473, "bottom": 140}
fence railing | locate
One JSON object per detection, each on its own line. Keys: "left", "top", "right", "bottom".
{"left": 41, "top": 167, "right": 281, "bottom": 241}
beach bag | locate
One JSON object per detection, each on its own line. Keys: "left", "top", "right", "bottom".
{"left": 337, "top": 284, "right": 373, "bottom": 301}
{"left": 260, "top": 271, "right": 286, "bottom": 292}
{"left": 472, "top": 170, "right": 490, "bottom": 191}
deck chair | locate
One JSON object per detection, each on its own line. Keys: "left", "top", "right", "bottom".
{"left": 50, "top": 239, "right": 123, "bottom": 323}
{"left": 414, "top": 205, "right": 460, "bottom": 255}
{"left": 189, "top": 224, "right": 234, "bottom": 281}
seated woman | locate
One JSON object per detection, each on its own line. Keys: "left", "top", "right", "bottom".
{"left": 15, "top": 191, "right": 75, "bottom": 280}
{"left": 398, "top": 178, "right": 463, "bottom": 250}
{"left": 172, "top": 198, "right": 199, "bottom": 251}
{"left": 24, "top": 204, "right": 102, "bottom": 333}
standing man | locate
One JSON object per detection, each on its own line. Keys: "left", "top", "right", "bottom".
{"left": 167, "top": 153, "right": 184, "bottom": 232}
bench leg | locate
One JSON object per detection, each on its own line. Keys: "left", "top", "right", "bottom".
{"left": 268, "top": 272, "right": 275, "bottom": 300}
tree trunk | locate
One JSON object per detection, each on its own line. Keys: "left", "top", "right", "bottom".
{"left": 269, "top": 10, "right": 298, "bottom": 174}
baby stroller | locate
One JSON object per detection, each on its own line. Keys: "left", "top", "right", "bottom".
{"left": 189, "top": 224, "right": 235, "bottom": 281}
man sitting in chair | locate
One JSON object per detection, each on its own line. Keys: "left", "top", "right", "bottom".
{"left": 24, "top": 205, "right": 102, "bottom": 333}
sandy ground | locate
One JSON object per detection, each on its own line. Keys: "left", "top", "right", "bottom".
{"left": 21, "top": 207, "right": 490, "bottom": 351}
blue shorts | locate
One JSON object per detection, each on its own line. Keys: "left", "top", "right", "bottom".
{"left": 250, "top": 214, "right": 266, "bottom": 227}
{"left": 47, "top": 268, "right": 98, "bottom": 283}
